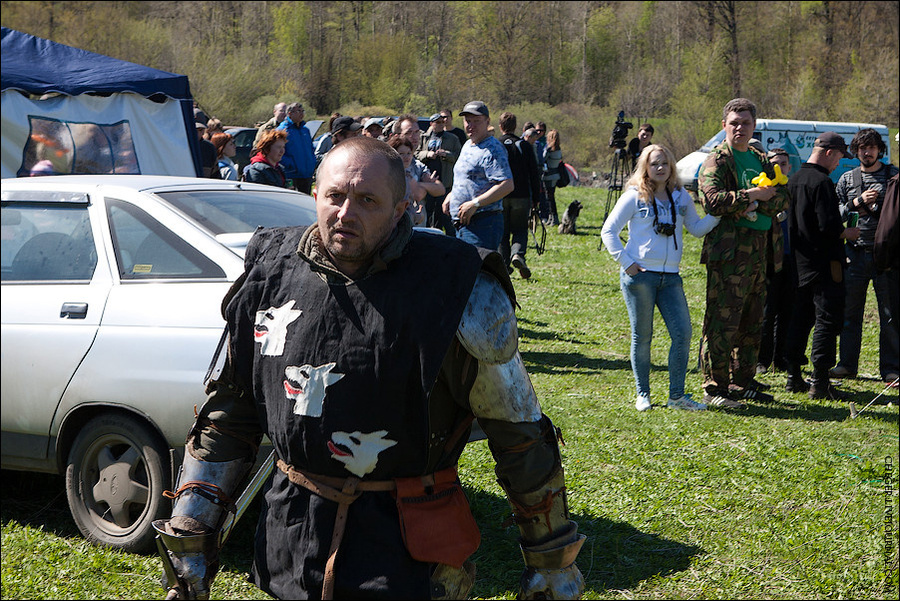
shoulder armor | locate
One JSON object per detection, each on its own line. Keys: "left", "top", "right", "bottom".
{"left": 457, "top": 271, "right": 518, "bottom": 363}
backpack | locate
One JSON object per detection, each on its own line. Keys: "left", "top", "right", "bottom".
{"left": 556, "top": 162, "right": 570, "bottom": 188}
{"left": 502, "top": 137, "right": 533, "bottom": 199}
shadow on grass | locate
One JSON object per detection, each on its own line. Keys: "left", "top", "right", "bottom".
{"left": 465, "top": 486, "right": 703, "bottom": 597}
{"left": 1, "top": 470, "right": 703, "bottom": 597}
{"left": 521, "top": 348, "right": 633, "bottom": 375}
{"left": 0, "top": 470, "right": 79, "bottom": 540}
{"left": 0, "top": 468, "right": 263, "bottom": 567}
{"left": 741, "top": 395, "right": 899, "bottom": 424}
{"left": 573, "top": 508, "right": 704, "bottom": 593}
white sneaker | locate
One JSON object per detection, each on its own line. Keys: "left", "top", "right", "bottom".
{"left": 667, "top": 395, "right": 707, "bottom": 411}
{"left": 635, "top": 394, "right": 652, "bottom": 412}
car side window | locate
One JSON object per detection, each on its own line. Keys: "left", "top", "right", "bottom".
{"left": 1, "top": 203, "right": 97, "bottom": 282}
{"left": 106, "top": 199, "right": 226, "bottom": 280}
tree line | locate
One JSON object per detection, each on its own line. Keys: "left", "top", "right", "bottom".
{"left": 2, "top": 0, "right": 898, "bottom": 172}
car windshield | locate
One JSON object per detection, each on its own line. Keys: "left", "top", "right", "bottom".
{"left": 700, "top": 130, "right": 727, "bottom": 152}
{"left": 155, "top": 189, "right": 317, "bottom": 235}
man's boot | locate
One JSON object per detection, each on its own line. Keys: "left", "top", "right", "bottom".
{"left": 785, "top": 364, "right": 809, "bottom": 393}
{"left": 808, "top": 368, "right": 846, "bottom": 400}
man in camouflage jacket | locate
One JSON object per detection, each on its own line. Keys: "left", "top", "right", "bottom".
{"left": 698, "top": 98, "right": 790, "bottom": 410}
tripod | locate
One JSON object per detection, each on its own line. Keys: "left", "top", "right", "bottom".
{"left": 603, "top": 147, "right": 630, "bottom": 221}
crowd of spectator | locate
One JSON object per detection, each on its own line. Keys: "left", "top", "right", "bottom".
{"left": 191, "top": 97, "right": 897, "bottom": 410}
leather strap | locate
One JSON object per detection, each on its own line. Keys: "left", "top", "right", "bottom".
{"left": 322, "top": 476, "right": 359, "bottom": 600}
{"left": 275, "top": 460, "right": 457, "bottom": 600}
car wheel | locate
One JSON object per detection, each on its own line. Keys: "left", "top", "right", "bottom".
{"left": 65, "top": 413, "right": 170, "bottom": 554}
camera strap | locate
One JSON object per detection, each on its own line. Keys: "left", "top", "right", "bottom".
{"left": 651, "top": 187, "right": 679, "bottom": 249}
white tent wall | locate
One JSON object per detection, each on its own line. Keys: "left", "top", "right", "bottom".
{"left": 1, "top": 90, "right": 196, "bottom": 179}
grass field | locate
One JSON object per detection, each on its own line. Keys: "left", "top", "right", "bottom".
{"left": 2, "top": 185, "right": 898, "bottom": 600}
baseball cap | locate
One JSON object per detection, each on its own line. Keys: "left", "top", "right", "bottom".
{"left": 363, "top": 117, "right": 383, "bottom": 130}
{"left": 766, "top": 147, "right": 788, "bottom": 160}
{"left": 814, "top": 132, "right": 852, "bottom": 158}
{"left": 332, "top": 116, "right": 363, "bottom": 135}
{"left": 459, "top": 101, "right": 489, "bottom": 118}
{"left": 429, "top": 113, "right": 444, "bottom": 122}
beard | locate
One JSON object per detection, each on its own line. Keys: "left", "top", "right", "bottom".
{"left": 859, "top": 155, "right": 878, "bottom": 168}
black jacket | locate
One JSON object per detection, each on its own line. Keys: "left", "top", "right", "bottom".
{"left": 787, "top": 163, "right": 846, "bottom": 286}
{"left": 499, "top": 133, "right": 542, "bottom": 203}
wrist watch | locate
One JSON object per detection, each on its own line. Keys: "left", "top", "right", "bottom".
{"left": 472, "top": 200, "right": 481, "bottom": 208}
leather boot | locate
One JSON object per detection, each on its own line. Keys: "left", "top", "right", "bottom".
{"left": 785, "top": 365, "right": 809, "bottom": 393}
{"left": 808, "top": 369, "right": 845, "bottom": 400}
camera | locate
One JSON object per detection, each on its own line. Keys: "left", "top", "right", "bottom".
{"left": 654, "top": 221, "right": 676, "bottom": 237}
{"left": 609, "top": 110, "right": 633, "bottom": 149}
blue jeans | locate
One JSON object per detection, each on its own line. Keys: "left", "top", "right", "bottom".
{"left": 456, "top": 210, "right": 503, "bottom": 252}
{"left": 837, "top": 245, "right": 900, "bottom": 377}
{"left": 620, "top": 270, "right": 692, "bottom": 399}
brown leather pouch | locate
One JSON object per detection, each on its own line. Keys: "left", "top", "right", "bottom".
{"left": 394, "top": 467, "right": 481, "bottom": 568}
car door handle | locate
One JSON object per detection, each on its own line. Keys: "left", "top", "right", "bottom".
{"left": 60, "top": 302, "right": 89, "bottom": 319}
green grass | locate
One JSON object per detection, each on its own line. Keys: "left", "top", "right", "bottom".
{"left": 2, "top": 185, "right": 897, "bottom": 599}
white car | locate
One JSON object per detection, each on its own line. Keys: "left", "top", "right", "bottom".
{"left": 1, "top": 175, "right": 317, "bottom": 553}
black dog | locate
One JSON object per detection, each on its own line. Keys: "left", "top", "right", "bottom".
{"left": 558, "top": 200, "right": 582, "bottom": 234}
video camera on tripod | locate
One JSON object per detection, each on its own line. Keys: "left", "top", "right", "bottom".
{"left": 600, "top": 111, "right": 634, "bottom": 228}
{"left": 608, "top": 111, "right": 633, "bottom": 150}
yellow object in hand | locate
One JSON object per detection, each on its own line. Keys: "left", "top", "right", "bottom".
{"left": 751, "top": 172, "right": 775, "bottom": 187}
{"left": 770, "top": 164, "right": 788, "bottom": 185}
{"left": 751, "top": 164, "right": 789, "bottom": 187}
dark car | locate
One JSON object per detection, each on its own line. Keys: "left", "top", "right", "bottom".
{"left": 227, "top": 120, "right": 324, "bottom": 177}
{"left": 225, "top": 126, "right": 257, "bottom": 176}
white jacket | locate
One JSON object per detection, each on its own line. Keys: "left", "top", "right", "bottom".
{"left": 601, "top": 185, "right": 720, "bottom": 273}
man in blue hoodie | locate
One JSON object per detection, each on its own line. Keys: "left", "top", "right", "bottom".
{"left": 276, "top": 103, "right": 315, "bottom": 194}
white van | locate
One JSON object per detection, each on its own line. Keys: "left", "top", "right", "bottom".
{"left": 676, "top": 119, "right": 891, "bottom": 191}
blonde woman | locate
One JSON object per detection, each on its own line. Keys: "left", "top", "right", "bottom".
{"left": 601, "top": 144, "right": 720, "bottom": 412}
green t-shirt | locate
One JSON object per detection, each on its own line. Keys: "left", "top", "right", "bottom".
{"left": 733, "top": 148, "right": 772, "bottom": 230}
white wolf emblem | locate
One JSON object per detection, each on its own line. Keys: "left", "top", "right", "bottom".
{"left": 284, "top": 363, "right": 344, "bottom": 417}
{"left": 255, "top": 301, "right": 302, "bottom": 356}
{"left": 328, "top": 430, "right": 397, "bottom": 477}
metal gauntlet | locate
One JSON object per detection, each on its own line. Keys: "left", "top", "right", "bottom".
{"left": 501, "top": 467, "right": 586, "bottom": 600}
{"left": 154, "top": 451, "right": 251, "bottom": 600}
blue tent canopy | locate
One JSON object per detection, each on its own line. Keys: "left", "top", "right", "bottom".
{"left": 1, "top": 27, "right": 202, "bottom": 176}
{"left": 1, "top": 27, "right": 192, "bottom": 99}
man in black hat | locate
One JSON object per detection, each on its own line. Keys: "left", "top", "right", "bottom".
{"left": 784, "top": 132, "right": 861, "bottom": 399}
{"left": 330, "top": 116, "right": 362, "bottom": 148}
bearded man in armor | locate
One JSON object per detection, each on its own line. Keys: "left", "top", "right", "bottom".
{"left": 154, "top": 136, "right": 585, "bottom": 600}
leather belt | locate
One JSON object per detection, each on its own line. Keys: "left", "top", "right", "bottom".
{"left": 276, "top": 459, "right": 450, "bottom": 599}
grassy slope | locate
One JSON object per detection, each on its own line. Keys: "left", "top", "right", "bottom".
{"left": 2, "top": 185, "right": 897, "bottom": 600}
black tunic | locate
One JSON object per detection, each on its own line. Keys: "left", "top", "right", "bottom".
{"left": 225, "top": 226, "right": 487, "bottom": 599}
